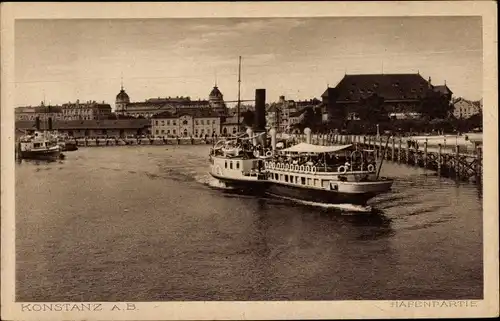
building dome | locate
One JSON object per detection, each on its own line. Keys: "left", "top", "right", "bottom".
{"left": 209, "top": 86, "right": 223, "bottom": 98}
{"left": 116, "top": 87, "right": 130, "bottom": 103}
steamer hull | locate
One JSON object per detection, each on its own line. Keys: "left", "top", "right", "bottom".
{"left": 265, "top": 176, "right": 393, "bottom": 206}
{"left": 19, "top": 146, "right": 61, "bottom": 161}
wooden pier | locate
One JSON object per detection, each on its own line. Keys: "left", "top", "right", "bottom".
{"left": 288, "top": 133, "right": 483, "bottom": 184}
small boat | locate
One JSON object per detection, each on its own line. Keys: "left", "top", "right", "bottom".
{"left": 17, "top": 131, "right": 62, "bottom": 161}
{"left": 54, "top": 133, "right": 78, "bottom": 151}
{"left": 263, "top": 142, "right": 393, "bottom": 206}
{"left": 208, "top": 132, "right": 270, "bottom": 191}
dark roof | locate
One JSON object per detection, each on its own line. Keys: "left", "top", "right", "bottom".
{"left": 331, "top": 73, "right": 432, "bottom": 101}
{"left": 151, "top": 108, "right": 222, "bottom": 119}
{"left": 433, "top": 85, "right": 453, "bottom": 95}
{"left": 116, "top": 89, "right": 130, "bottom": 102}
{"left": 16, "top": 119, "right": 150, "bottom": 130}
{"left": 15, "top": 106, "right": 63, "bottom": 113}
{"left": 151, "top": 111, "right": 177, "bottom": 119}
{"left": 127, "top": 101, "right": 210, "bottom": 108}
{"left": 209, "top": 86, "right": 223, "bottom": 98}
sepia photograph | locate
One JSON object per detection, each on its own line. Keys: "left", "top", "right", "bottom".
{"left": 1, "top": 2, "right": 498, "bottom": 320}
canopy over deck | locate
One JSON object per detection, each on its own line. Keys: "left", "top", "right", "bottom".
{"left": 281, "top": 143, "right": 352, "bottom": 154}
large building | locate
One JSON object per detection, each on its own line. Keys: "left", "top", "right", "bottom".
{"left": 266, "top": 96, "right": 320, "bottom": 132}
{"left": 15, "top": 104, "right": 64, "bottom": 121}
{"left": 321, "top": 73, "right": 452, "bottom": 120}
{"left": 15, "top": 119, "right": 150, "bottom": 138}
{"left": 452, "top": 98, "right": 482, "bottom": 119}
{"left": 15, "top": 100, "right": 112, "bottom": 121}
{"left": 151, "top": 108, "right": 222, "bottom": 138}
{"left": 115, "top": 84, "right": 227, "bottom": 118}
{"left": 61, "top": 100, "right": 112, "bottom": 120}
{"left": 151, "top": 109, "right": 243, "bottom": 138}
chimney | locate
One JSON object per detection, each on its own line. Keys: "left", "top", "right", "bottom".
{"left": 428, "top": 76, "right": 432, "bottom": 88}
{"left": 254, "top": 89, "right": 266, "bottom": 132}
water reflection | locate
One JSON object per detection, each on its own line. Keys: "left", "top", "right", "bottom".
{"left": 16, "top": 158, "right": 63, "bottom": 165}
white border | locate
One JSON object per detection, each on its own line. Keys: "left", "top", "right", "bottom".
{"left": 1, "top": 2, "right": 498, "bottom": 320}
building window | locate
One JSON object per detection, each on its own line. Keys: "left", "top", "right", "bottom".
{"left": 173, "top": 129, "right": 176, "bottom": 134}
{"left": 167, "top": 130, "right": 170, "bottom": 134}
{"left": 232, "top": 127, "right": 237, "bottom": 134}
{"left": 155, "top": 130, "right": 159, "bottom": 134}
{"left": 212, "top": 120, "right": 216, "bottom": 124}
{"left": 161, "top": 129, "right": 165, "bottom": 134}
{"left": 155, "top": 121, "right": 159, "bottom": 126}
{"left": 161, "top": 120, "right": 165, "bottom": 126}
{"left": 195, "top": 120, "right": 199, "bottom": 125}
{"left": 167, "top": 120, "right": 170, "bottom": 125}
{"left": 201, "top": 120, "right": 204, "bottom": 125}
{"left": 183, "top": 120, "right": 188, "bottom": 125}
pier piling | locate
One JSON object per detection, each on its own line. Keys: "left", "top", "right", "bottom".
{"left": 424, "top": 139, "right": 428, "bottom": 168}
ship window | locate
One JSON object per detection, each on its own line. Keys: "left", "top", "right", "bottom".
{"left": 34, "top": 143, "right": 41, "bottom": 148}
{"left": 285, "top": 175, "right": 289, "bottom": 182}
{"left": 275, "top": 173, "right": 278, "bottom": 180}
{"left": 307, "top": 178, "right": 312, "bottom": 185}
{"left": 314, "top": 179, "right": 319, "bottom": 186}
{"left": 225, "top": 161, "right": 227, "bottom": 168}
{"left": 301, "top": 177, "right": 306, "bottom": 185}
{"left": 230, "top": 162, "right": 233, "bottom": 169}
{"left": 236, "top": 162, "right": 240, "bottom": 169}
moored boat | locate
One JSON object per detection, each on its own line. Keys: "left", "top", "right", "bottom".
{"left": 17, "top": 131, "right": 62, "bottom": 161}
{"left": 263, "top": 142, "right": 393, "bottom": 206}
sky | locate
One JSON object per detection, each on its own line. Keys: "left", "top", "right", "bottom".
{"left": 15, "top": 16, "right": 483, "bottom": 109}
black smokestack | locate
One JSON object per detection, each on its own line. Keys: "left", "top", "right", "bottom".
{"left": 254, "top": 89, "right": 266, "bottom": 131}
{"left": 48, "top": 117, "right": 53, "bottom": 130}
{"left": 35, "top": 117, "right": 41, "bottom": 130}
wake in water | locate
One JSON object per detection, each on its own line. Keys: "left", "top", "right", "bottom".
{"left": 266, "top": 192, "right": 373, "bottom": 213}
{"left": 195, "top": 173, "right": 236, "bottom": 190}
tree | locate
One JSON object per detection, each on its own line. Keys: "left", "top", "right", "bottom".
{"left": 357, "top": 94, "right": 387, "bottom": 123}
{"left": 418, "top": 90, "right": 453, "bottom": 120}
{"left": 302, "top": 107, "right": 316, "bottom": 128}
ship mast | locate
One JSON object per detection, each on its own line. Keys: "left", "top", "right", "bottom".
{"left": 237, "top": 56, "right": 241, "bottom": 131}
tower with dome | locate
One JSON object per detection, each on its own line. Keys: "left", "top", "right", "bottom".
{"left": 208, "top": 83, "right": 227, "bottom": 115}
{"left": 115, "top": 84, "right": 130, "bottom": 115}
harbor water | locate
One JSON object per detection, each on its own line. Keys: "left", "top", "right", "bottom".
{"left": 16, "top": 145, "right": 483, "bottom": 301}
